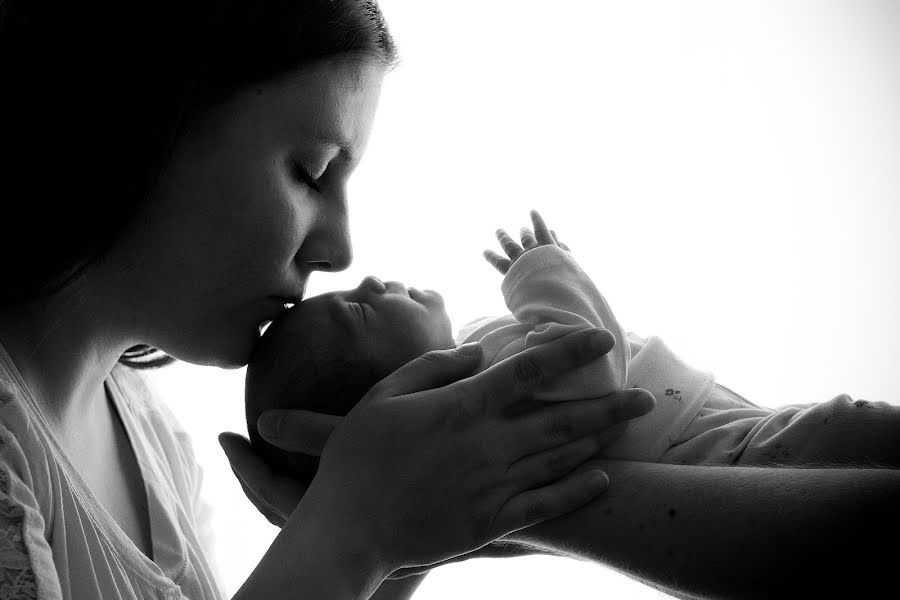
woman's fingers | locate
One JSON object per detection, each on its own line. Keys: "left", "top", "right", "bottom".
{"left": 490, "top": 461, "right": 609, "bottom": 538}
{"left": 482, "top": 249, "right": 511, "bottom": 274}
{"left": 594, "top": 420, "right": 629, "bottom": 451}
{"left": 218, "top": 432, "right": 308, "bottom": 523}
{"left": 256, "top": 409, "right": 341, "bottom": 454}
{"left": 228, "top": 463, "right": 288, "bottom": 527}
{"left": 377, "top": 344, "right": 484, "bottom": 398}
{"left": 457, "top": 328, "right": 615, "bottom": 416}
{"left": 504, "top": 434, "right": 604, "bottom": 488}
{"left": 496, "top": 228, "right": 524, "bottom": 261}
{"left": 508, "top": 390, "right": 655, "bottom": 457}
{"left": 530, "top": 210, "right": 554, "bottom": 245}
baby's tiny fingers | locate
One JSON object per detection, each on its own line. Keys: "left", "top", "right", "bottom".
{"left": 483, "top": 249, "right": 511, "bottom": 274}
{"left": 531, "top": 210, "right": 554, "bottom": 245}
{"left": 550, "top": 230, "right": 571, "bottom": 252}
{"left": 496, "top": 228, "right": 524, "bottom": 262}
{"left": 520, "top": 227, "right": 538, "bottom": 250}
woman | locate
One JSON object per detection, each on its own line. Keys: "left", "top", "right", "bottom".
{"left": 0, "top": 1, "right": 653, "bottom": 598}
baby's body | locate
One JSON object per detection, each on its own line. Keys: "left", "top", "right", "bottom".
{"left": 453, "top": 243, "right": 715, "bottom": 462}
{"left": 246, "top": 221, "right": 899, "bottom": 480}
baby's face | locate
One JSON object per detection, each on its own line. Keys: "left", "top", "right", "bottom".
{"left": 280, "top": 275, "right": 455, "bottom": 372}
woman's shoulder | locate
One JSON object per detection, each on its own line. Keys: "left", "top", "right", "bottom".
{"left": 0, "top": 366, "right": 47, "bottom": 452}
{"left": 0, "top": 368, "right": 55, "bottom": 513}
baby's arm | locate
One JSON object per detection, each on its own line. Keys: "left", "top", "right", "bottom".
{"left": 483, "top": 211, "right": 629, "bottom": 388}
{"left": 483, "top": 213, "right": 715, "bottom": 463}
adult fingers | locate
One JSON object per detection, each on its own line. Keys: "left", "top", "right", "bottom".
{"left": 594, "top": 421, "right": 628, "bottom": 450}
{"left": 483, "top": 249, "right": 511, "bottom": 274}
{"left": 257, "top": 409, "right": 341, "bottom": 454}
{"left": 490, "top": 462, "right": 609, "bottom": 538}
{"left": 376, "top": 344, "right": 484, "bottom": 398}
{"left": 504, "top": 434, "right": 604, "bottom": 489}
{"left": 520, "top": 227, "right": 538, "bottom": 250}
{"left": 507, "top": 390, "right": 655, "bottom": 457}
{"left": 496, "top": 228, "right": 524, "bottom": 261}
{"left": 457, "top": 328, "right": 615, "bottom": 414}
{"left": 388, "top": 540, "right": 547, "bottom": 579}
{"left": 218, "top": 432, "right": 308, "bottom": 522}
{"left": 228, "top": 462, "right": 287, "bottom": 527}
{"left": 530, "top": 210, "right": 554, "bottom": 245}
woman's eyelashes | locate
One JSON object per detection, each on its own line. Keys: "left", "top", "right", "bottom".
{"left": 292, "top": 161, "right": 323, "bottom": 193}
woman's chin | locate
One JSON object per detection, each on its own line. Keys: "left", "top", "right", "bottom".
{"left": 180, "top": 331, "right": 261, "bottom": 369}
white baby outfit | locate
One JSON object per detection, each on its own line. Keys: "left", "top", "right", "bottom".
{"left": 0, "top": 340, "right": 225, "bottom": 600}
{"left": 457, "top": 245, "right": 900, "bottom": 467}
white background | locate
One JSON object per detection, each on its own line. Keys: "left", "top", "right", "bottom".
{"left": 147, "top": 1, "right": 900, "bottom": 597}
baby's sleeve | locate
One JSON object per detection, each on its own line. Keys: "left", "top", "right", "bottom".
{"left": 501, "top": 245, "right": 630, "bottom": 399}
{"left": 0, "top": 424, "right": 63, "bottom": 600}
{"left": 659, "top": 390, "right": 900, "bottom": 467}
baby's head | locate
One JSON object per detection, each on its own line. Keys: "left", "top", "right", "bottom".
{"left": 245, "top": 275, "right": 455, "bottom": 480}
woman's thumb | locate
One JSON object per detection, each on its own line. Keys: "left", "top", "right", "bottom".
{"left": 377, "top": 343, "right": 483, "bottom": 397}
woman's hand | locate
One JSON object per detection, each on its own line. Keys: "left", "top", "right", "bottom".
{"left": 220, "top": 390, "right": 646, "bottom": 576}
{"left": 218, "top": 431, "right": 307, "bottom": 527}
{"left": 220, "top": 431, "right": 561, "bottom": 579}
{"left": 281, "top": 328, "right": 653, "bottom": 573}
{"left": 220, "top": 331, "right": 654, "bottom": 572}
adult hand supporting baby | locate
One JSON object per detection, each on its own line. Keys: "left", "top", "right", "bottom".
{"left": 222, "top": 328, "right": 655, "bottom": 577}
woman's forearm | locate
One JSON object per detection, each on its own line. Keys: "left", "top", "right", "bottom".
{"left": 506, "top": 460, "right": 900, "bottom": 599}
{"left": 233, "top": 496, "right": 387, "bottom": 600}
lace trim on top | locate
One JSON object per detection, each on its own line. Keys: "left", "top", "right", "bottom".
{"left": 0, "top": 435, "right": 38, "bottom": 600}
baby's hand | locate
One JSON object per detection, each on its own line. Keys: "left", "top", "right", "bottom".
{"left": 483, "top": 209, "right": 571, "bottom": 275}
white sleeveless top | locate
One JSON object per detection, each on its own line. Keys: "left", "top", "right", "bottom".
{"left": 0, "top": 340, "right": 225, "bottom": 600}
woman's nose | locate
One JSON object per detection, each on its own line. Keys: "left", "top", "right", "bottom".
{"left": 303, "top": 204, "right": 353, "bottom": 273}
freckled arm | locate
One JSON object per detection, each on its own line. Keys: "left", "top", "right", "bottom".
{"left": 504, "top": 460, "right": 900, "bottom": 599}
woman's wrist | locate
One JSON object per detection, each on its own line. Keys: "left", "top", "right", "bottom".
{"left": 234, "top": 491, "right": 388, "bottom": 600}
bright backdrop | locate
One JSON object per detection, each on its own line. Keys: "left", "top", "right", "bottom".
{"left": 147, "top": 1, "right": 900, "bottom": 598}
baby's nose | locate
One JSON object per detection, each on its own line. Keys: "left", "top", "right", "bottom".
{"left": 384, "top": 281, "right": 409, "bottom": 295}
{"left": 360, "top": 275, "right": 386, "bottom": 294}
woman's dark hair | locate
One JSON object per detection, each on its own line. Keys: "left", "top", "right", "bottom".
{"left": 0, "top": 0, "right": 397, "bottom": 369}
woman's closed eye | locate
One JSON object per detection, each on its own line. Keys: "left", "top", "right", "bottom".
{"left": 292, "top": 161, "right": 323, "bottom": 193}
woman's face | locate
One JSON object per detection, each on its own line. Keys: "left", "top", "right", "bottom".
{"left": 114, "top": 58, "right": 384, "bottom": 368}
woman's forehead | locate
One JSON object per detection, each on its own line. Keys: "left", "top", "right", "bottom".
{"left": 265, "top": 59, "right": 385, "bottom": 152}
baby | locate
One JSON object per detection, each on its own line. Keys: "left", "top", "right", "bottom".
{"left": 246, "top": 211, "right": 900, "bottom": 481}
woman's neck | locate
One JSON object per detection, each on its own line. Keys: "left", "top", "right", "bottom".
{"left": 0, "top": 280, "right": 131, "bottom": 429}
